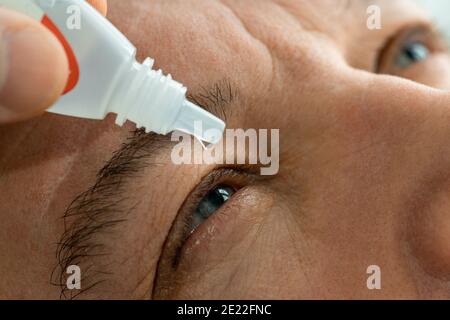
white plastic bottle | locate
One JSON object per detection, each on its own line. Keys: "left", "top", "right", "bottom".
{"left": 0, "top": 0, "right": 225, "bottom": 144}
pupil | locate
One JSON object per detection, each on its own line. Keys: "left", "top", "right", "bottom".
{"left": 198, "top": 186, "right": 234, "bottom": 218}
{"left": 404, "top": 43, "right": 428, "bottom": 62}
{"left": 396, "top": 42, "right": 429, "bottom": 68}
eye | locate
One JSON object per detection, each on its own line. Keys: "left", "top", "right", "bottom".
{"left": 376, "top": 25, "right": 446, "bottom": 75}
{"left": 153, "top": 168, "right": 263, "bottom": 298}
{"left": 154, "top": 168, "right": 256, "bottom": 272}
{"left": 189, "top": 185, "right": 236, "bottom": 233}
{"left": 395, "top": 42, "right": 430, "bottom": 68}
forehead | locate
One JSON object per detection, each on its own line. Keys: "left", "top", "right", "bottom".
{"left": 110, "top": 0, "right": 427, "bottom": 72}
{"left": 108, "top": 0, "right": 428, "bottom": 120}
{"left": 107, "top": 0, "right": 430, "bottom": 132}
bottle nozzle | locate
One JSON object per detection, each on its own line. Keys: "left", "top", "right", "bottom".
{"left": 108, "top": 58, "right": 225, "bottom": 145}
{"left": 173, "top": 100, "right": 225, "bottom": 145}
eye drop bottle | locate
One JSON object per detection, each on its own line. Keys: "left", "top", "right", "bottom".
{"left": 0, "top": 0, "right": 225, "bottom": 144}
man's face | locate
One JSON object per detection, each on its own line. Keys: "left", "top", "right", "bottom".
{"left": 1, "top": 0, "right": 450, "bottom": 299}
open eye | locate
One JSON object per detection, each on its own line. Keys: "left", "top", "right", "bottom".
{"left": 395, "top": 42, "right": 430, "bottom": 68}
{"left": 189, "top": 185, "right": 236, "bottom": 233}
{"left": 154, "top": 168, "right": 256, "bottom": 273}
{"left": 154, "top": 168, "right": 264, "bottom": 298}
{"left": 376, "top": 25, "right": 446, "bottom": 75}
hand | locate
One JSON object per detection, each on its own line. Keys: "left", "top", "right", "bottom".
{"left": 0, "top": 0, "right": 107, "bottom": 124}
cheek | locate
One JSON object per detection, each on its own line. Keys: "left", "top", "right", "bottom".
{"left": 410, "top": 180, "right": 450, "bottom": 279}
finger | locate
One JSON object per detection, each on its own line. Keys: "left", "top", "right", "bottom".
{"left": 0, "top": 8, "right": 69, "bottom": 124}
{"left": 87, "top": 0, "right": 108, "bottom": 16}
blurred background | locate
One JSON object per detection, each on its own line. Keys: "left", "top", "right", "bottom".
{"left": 414, "top": 0, "right": 450, "bottom": 41}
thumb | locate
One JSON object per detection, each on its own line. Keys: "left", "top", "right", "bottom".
{"left": 0, "top": 8, "right": 68, "bottom": 124}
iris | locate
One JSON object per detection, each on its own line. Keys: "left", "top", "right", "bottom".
{"left": 396, "top": 42, "right": 430, "bottom": 68}
{"left": 190, "top": 186, "right": 235, "bottom": 232}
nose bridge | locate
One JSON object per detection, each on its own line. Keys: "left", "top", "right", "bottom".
{"left": 330, "top": 70, "right": 450, "bottom": 192}
{"left": 280, "top": 67, "right": 450, "bottom": 187}
{"left": 334, "top": 68, "right": 450, "bottom": 139}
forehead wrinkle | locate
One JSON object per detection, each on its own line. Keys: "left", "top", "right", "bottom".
{"left": 270, "top": 0, "right": 351, "bottom": 31}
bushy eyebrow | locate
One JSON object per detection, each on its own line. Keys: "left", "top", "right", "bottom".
{"left": 52, "top": 80, "right": 237, "bottom": 299}
{"left": 187, "top": 79, "right": 236, "bottom": 123}
{"left": 52, "top": 130, "right": 171, "bottom": 299}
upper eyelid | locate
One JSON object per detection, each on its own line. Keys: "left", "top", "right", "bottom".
{"left": 404, "top": 25, "right": 448, "bottom": 49}
{"left": 182, "top": 167, "right": 258, "bottom": 216}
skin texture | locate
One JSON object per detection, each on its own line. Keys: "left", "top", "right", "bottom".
{"left": 0, "top": 0, "right": 450, "bottom": 299}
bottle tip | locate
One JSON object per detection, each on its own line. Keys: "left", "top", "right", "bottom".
{"left": 173, "top": 100, "right": 225, "bottom": 145}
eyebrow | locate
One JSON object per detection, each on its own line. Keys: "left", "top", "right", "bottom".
{"left": 52, "top": 80, "right": 237, "bottom": 299}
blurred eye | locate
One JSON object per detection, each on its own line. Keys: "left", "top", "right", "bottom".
{"left": 395, "top": 42, "right": 430, "bottom": 68}
{"left": 377, "top": 25, "right": 446, "bottom": 75}
{"left": 190, "top": 185, "right": 235, "bottom": 233}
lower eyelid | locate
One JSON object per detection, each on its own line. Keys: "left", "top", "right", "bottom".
{"left": 153, "top": 186, "right": 272, "bottom": 298}
{"left": 176, "top": 186, "right": 263, "bottom": 264}
{"left": 179, "top": 169, "right": 257, "bottom": 234}
{"left": 159, "top": 189, "right": 237, "bottom": 272}
{"left": 158, "top": 169, "right": 257, "bottom": 269}
{"left": 180, "top": 188, "right": 241, "bottom": 255}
